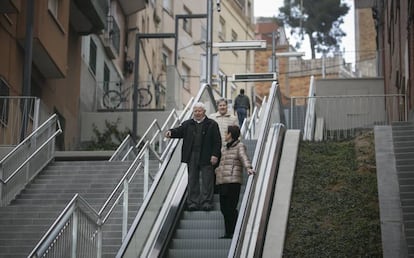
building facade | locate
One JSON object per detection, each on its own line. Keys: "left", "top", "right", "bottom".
{"left": 0, "top": 0, "right": 145, "bottom": 149}
{"left": 370, "top": 0, "right": 414, "bottom": 120}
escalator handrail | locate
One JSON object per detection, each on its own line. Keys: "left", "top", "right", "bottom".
{"left": 228, "top": 81, "right": 283, "bottom": 257}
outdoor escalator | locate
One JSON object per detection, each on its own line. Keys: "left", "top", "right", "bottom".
{"left": 162, "top": 139, "right": 257, "bottom": 258}
{"left": 116, "top": 81, "right": 286, "bottom": 258}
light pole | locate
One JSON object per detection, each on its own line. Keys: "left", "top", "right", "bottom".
{"left": 174, "top": 14, "right": 207, "bottom": 66}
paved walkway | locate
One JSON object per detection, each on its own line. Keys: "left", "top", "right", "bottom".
{"left": 374, "top": 126, "right": 408, "bottom": 257}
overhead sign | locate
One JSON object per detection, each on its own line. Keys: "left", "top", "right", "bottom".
{"left": 231, "top": 72, "right": 277, "bottom": 82}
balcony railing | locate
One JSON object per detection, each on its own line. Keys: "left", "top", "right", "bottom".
{"left": 95, "top": 81, "right": 166, "bottom": 111}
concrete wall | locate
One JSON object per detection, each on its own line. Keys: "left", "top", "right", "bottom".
{"left": 315, "top": 77, "right": 384, "bottom": 96}
{"left": 314, "top": 78, "right": 386, "bottom": 130}
{"left": 80, "top": 110, "right": 173, "bottom": 143}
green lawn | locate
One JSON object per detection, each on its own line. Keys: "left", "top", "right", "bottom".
{"left": 283, "top": 131, "right": 383, "bottom": 257}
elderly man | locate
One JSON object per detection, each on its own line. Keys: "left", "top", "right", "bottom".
{"left": 210, "top": 98, "right": 238, "bottom": 146}
{"left": 165, "top": 102, "right": 222, "bottom": 211}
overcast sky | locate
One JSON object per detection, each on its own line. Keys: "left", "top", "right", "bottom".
{"left": 254, "top": 0, "right": 355, "bottom": 66}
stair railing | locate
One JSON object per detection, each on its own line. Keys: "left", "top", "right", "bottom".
{"left": 28, "top": 93, "right": 199, "bottom": 257}
{"left": 29, "top": 139, "right": 154, "bottom": 258}
{"left": 241, "top": 96, "right": 267, "bottom": 140}
{"left": 0, "top": 114, "right": 61, "bottom": 206}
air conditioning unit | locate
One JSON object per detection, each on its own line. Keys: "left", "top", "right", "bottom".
{"left": 231, "top": 72, "right": 277, "bottom": 82}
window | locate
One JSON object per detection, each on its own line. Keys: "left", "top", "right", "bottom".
{"left": 161, "top": 48, "right": 171, "bottom": 71}
{"left": 104, "top": 63, "right": 110, "bottom": 92}
{"left": 89, "top": 39, "right": 97, "bottom": 75}
{"left": 183, "top": 6, "right": 192, "bottom": 34}
{"left": 163, "top": 0, "right": 172, "bottom": 14}
{"left": 48, "top": 0, "right": 60, "bottom": 18}
{"left": 0, "top": 78, "right": 10, "bottom": 126}
{"left": 219, "top": 17, "right": 226, "bottom": 40}
{"left": 231, "top": 30, "right": 238, "bottom": 41}
{"left": 181, "top": 63, "right": 191, "bottom": 90}
{"left": 111, "top": 18, "right": 120, "bottom": 54}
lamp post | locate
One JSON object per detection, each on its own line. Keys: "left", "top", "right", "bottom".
{"left": 174, "top": 14, "right": 207, "bottom": 66}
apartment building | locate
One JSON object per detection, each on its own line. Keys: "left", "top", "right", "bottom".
{"left": 153, "top": 0, "right": 256, "bottom": 110}
{"left": 369, "top": 0, "right": 414, "bottom": 120}
{"left": 0, "top": 0, "right": 145, "bottom": 149}
{"left": 354, "top": 1, "right": 378, "bottom": 77}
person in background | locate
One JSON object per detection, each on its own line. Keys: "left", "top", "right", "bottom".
{"left": 234, "top": 89, "right": 251, "bottom": 127}
{"left": 210, "top": 98, "right": 238, "bottom": 146}
{"left": 215, "top": 125, "right": 255, "bottom": 238}
{"left": 165, "top": 102, "right": 222, "bottom": 211}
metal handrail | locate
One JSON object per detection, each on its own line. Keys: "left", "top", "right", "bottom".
{"left": 29, "top": 91, "right": 199, "bottom": 257}
{"left": 1, "top": 130, "right": 62, "bottom": 183}
{"left": 109, "top": 134, "right": 135, "bottom": 161}
{"left": 28, "top": 194, "right": 100, "bottom": 258}
{"left": 0, "top": 114, "right": 60, "bottom": 166}
{"left": 228, "top": 81, "right": 282, "bottom": 257}
{"left": 0, "top": 114, "right": 61, "bottom": 206}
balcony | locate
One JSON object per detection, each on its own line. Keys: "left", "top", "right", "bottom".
{"left": 70, "top": 0, "right": 108, "bottom": 35}
{"left": 0, "top": 0, "right": 19, "bottom": 13}
{"left": 118, "top": 0, "right": 146, "bottom": 16}
{"left": 103, "top": 15, "right": 120, "bottom": 59}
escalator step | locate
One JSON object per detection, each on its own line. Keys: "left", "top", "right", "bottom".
{"left": 170, "top": 238, "right": 231, "bottom": 249}
{"left": 167, "top": 249, "right": 228, "bottom": 258}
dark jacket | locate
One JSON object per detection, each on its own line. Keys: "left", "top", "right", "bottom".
{"left": 234, "top": 94, "right": 250, "bottom": 110}
{"left": 169, "top": 117, "right": 222, "bottom": 165}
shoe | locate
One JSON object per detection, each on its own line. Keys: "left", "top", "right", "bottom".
{"left": 187, "top": 205, "right": 198, "bottom": 211}
{"left": 201, "top": 205, "right": 213, "bottom": 211}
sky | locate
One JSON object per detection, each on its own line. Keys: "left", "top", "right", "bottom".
{"left": 254, "top": 0, "right": 355, "bottom": 66}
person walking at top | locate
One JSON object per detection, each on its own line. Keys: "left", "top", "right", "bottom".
{"left": 210, "top": 98, "right": 238, "bottom": 146}
{"left": 215, "top": 125, "right": 255, "bottom": 239}
{"left": 165, "top": 102, "right": 222, "bottom": 211}
{"left": 234, "top": 89, "right": 251, "bottom": 127}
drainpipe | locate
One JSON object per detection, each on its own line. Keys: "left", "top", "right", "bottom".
{"left": 21, "top": 0, "right": 34, "bottom": 142}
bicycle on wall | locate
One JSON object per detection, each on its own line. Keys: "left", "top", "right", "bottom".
{"left": 102, "top": 84, "right": 153, "bottom": 109}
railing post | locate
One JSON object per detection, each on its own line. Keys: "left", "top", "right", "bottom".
{"left": 72, "top": 208, "right": 78, "bottom": 258}
{"left": 122, "top": 179, "right": 129, "bottom": 240}
{"left": 144, "top": 148, "right": 149, "bottom": 196}
{"left": 97, "top": 219, "right": 102, "bottom": 258}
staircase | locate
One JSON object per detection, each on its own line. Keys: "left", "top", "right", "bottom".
{"left": 165, "top": 139, "right": 257, "bottom": 258}
{"left": 392, "top": 121, "right": 414, "bottom": 255}
{"left": 0, "top": 160, "right": 147, "bottom": 258}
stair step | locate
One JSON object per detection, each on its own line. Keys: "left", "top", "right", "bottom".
{"left": 167, "top": 249, "right": 229, "bottom": 258}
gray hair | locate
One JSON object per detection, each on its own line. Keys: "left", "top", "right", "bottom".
{"left": 216, "top": 98, "right": 228, "bottom": 105}
{"left": 193, "top": 102, "right": 206, "bottom": 110}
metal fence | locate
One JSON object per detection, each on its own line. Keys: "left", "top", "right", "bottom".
{"left": 288, "top": 94, "right": 407, "bottom": 141}
{"left": 0, "top": 114, "right": 62, "bottom": 206}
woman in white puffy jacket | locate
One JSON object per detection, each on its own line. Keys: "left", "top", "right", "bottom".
{"left": 215, "top": 125, "right": 255, "bottom": 239}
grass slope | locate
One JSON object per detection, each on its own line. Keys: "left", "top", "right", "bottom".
{"left": 283, "top": 131, "right": 382, "bottom": 257}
